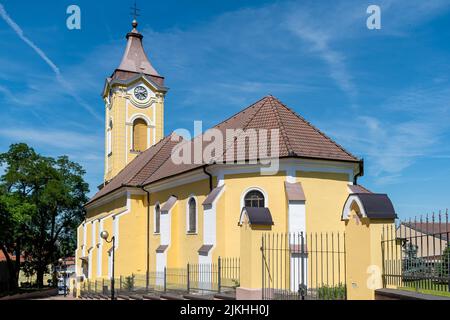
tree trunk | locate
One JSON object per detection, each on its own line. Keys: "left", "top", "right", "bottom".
{"left": 14, "top": 240, "right": 21, "bottom": 287}
{"left": 36, "top": 268, "right": 44, "bottom": 288}
{"left": 0, "top": 245, "right": 18, "bottom": 292}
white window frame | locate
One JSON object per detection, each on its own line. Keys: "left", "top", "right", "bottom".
{"left": 186, "top": 195, "right": 198, "bottom": 235}
{"left": 107, "top": 119, "right": 113, "bottom": 155}
{"left": 240, "top": 187, "right": 269, "bottom": 209}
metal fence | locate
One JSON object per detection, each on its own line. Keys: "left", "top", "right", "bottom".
{"left": 262, "top": 232, "right": 347, "bottom": 300}
{"left": 382, "top": 211, "right": 450, "bottom": 294}
{"left": 80, "top": 257, "right": 239, "bottom": 297}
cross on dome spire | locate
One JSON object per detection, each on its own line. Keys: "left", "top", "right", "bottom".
{"left": 130, "top": 1, "right": 140, "bottom": 28}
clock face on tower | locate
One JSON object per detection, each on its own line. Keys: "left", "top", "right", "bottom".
{"left": 134, "top": 86, "right": 148, "bottom": 101}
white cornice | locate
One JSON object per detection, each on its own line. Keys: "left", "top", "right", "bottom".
{"left": 85, "top": 187, "right": 145, "bottom": 210}
{"left": 144, "top": 169, "right": 208, "bottom": 193}
{"left": 102, "top": 74, "right": 168, "bottom": 98}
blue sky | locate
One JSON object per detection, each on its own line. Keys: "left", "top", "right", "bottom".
{"left": 0, "top": 0, "right": 449, "bottom": 220}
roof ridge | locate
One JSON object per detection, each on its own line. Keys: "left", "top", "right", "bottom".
{"left": 217, "top": 97, "right": 270, "bottom": 162}
{"left": 213, "top": 96, "right": 270, "bottom": 129}
{"left": 268, "top": 97, "right": 294, "bottom": 156}
{"left": 271, "top": 96, "right": 359, "bottom": 161}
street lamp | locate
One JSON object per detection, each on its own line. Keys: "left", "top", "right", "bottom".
{"left": 100, "top": 231, "right": 115, "bottom": 300}
{"left": 58, "top": 257, "right": 67, "bottom": 297}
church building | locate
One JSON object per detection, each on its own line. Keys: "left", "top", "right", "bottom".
{"left": 75, "top": 19, "right": 392, "bottom": 285}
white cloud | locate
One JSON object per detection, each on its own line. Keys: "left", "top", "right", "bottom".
{"left": 324, "top": 84, "right": 450, "bottom": 184}
{"left": 0, "top": 128, "right": 102, "bottom": 151}
{"left": 0, "top": 3, "right": 102, "bottom": 122}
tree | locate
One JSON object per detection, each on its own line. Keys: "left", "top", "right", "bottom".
{"left": 437, "top": 245, "right": 450, "bottom": 280}
{"left": 0, "top": 183, "right": 35, "bottom": 291}
{"left": 402, "top": 242, "right": 427, "bottom": 280}
{"left": 0, "top": 144, "right": 89, "bottom": 288}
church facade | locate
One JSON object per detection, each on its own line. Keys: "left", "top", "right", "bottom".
{"left": 75, "top": 19, "right": 385, "bottom": 284}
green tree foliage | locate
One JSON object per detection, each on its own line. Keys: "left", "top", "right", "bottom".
{"left": 0, "top": 143, "right": 89, "bottom": 289}
{"left": 402, "top": 242, "right": 427, "bottom": 279}
{"left": 437, "top": 245, "right": 450, "bottom": 280}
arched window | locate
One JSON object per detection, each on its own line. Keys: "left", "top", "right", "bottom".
{"left": 244, "top": 190, "right": 265, "bottom": 208}
{"left": 107, "top": 120, "right": 113, "bottom": 155}
{"left": 154, "top": 204, "right": 161, "bottom": 234}
{"left": 187, "top": 198, "right": 197, "bottom": 234}
{"left": 133, "top": 118, "right": 147, "bottom": 152}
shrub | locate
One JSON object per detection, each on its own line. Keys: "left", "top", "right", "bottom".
{"left": 124, "top": 275, "right": 135, "bottom": 291}
{"left": 317, "top": 283, "right": 346, "bottom": 300}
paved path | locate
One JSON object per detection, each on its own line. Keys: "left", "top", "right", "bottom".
{"left": 34, "top": 295, "right": 79, "bottom": 300}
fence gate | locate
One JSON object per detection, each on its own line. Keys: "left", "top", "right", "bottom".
{"left": 261, "top": 232, "right": 347, "bottom": 300}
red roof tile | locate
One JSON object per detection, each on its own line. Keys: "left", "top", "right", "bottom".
{"left": 87, "top": 96, "right": 360, "bottom": 205}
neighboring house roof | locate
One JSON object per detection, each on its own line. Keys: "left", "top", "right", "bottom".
{"left": 87, "top": 96, "right": 360, "bottom": 206}
{"left": 0, "top": 251, "right": 26, "bottom": 262}
{"left": 399, "top": 222, "right": 450, "bottom": 240}
{"left": 203, "top": 185, "right": 225, "bottom": 206}
{"left": 240, "top": 207, "right": 274, "bottom": 226}
{"left": 285, "top": 182, "right": 306, "bottom": 201}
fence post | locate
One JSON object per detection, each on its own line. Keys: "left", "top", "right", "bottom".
{"left": 164, "top": 267, "right": 167, "bottom": 293}
{"left": 218, "top": 257, "right": 222, "bottom": 293}
{"left": 300, "top": 232, "right": 305, "bottom": 300}
{"left": 187, "top": 263, "right": 190, "bottom": 293}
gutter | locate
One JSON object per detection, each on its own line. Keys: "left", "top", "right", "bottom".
{"left": 353, "top": 159, "right": 364, "bottom": 185}
{"left": 141, "top": 186, "right": 151, "bottom": 290}
{"left": 203, "top": 165, "right": 214, "bottom": 192}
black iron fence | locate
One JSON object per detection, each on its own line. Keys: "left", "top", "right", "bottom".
{"left": 262, "top": 232, "right": 346, "bottom": 300}
{"left": 80, "top": 257, "right": 239, "bottom": 297}
{"left": 382, "top": 211, "right": 450, "bottom": 294}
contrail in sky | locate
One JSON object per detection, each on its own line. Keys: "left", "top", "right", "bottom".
{"left": 0, "top": 3, "right": 102, "bottom": 122}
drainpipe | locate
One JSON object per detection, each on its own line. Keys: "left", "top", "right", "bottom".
{"left": 353, "top": 159, "right": 364, "bottom": 185}
{"left": 203, "top": 165, "right": 214, "bottom": 192}
{"left": 141, "top": 186, "right": 151, "bottom": 290}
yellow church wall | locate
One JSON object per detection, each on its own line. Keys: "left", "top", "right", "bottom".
{"left": 113, "top": 194, "right": 148, "bottom": 277}
{"left": 148, "top": 178, "right": 211, "bottom": 270}
{"left": 219, "top": 172, "right": 288, "bottom": 259}
{"left": 85, "top": 196, "right": 128, "bottom": 220}
{"left": 106, "top": 92, "right": 124, "bottom": 182}
{"left": 79, "top": 166, "right": 355, "bottom": 284}
{"left": 297, "top": 171, "right": 350, "bottom": 233}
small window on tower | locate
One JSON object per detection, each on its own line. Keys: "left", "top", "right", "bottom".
{"left": 132, "top": 118, "right": 147, "bottom": 152}
{"left": 107, "top": 120, "right": 113, "bottom": 156}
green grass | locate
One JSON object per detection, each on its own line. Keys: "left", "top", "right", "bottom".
{"left": 400, "top": 286, "right": 450, "bottom": 298}
{"left": 400, "top": 280, "right": 450, "bottom": 298}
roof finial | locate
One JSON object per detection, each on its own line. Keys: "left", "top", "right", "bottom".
{"left": 130, "top": 0, "right": 140, "bottom": 28}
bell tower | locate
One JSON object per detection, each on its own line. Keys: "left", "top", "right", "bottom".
{"left": 102, "top": 18, "right": 168, "bottom": 183}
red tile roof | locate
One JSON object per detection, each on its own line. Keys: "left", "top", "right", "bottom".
{"left": 87, "top": 96, "right": 360, "bottom": 206}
